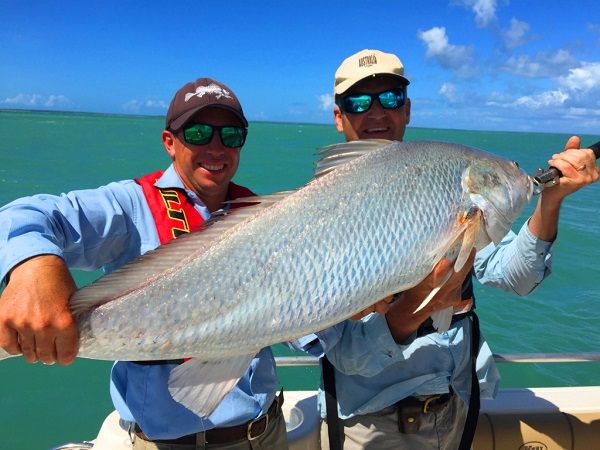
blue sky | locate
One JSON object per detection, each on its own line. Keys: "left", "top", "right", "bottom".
{"left": 1, "top": 0, "right": 599, "bottom": 134}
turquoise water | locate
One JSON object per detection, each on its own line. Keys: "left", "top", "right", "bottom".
{"left": 0, "top": 110, "right": 599, "bottom": 449}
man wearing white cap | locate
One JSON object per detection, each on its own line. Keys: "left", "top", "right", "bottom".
{"left": 298, "top": 49, "right": 598, "bottom": 449}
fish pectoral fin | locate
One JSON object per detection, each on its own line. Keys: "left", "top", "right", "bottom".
{"left": 453, "top": 213, "right": 480, "bottom": 273}
{"left": 412, "top": 267, "right": 453, "bottom": 314}
{"left": 414, "top": 222, "right": 479, "bottom": 316}
{"left": 167, "top": 354, "right": 255, "bottom": 417}
{"left": 430, "top": 307, "right": 454, "bottom": 333}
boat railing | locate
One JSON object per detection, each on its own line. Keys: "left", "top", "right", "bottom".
{"left": 49, "top": 352, "right": 600, "bottom": 450}
{"left": 275, "top": 352, "right": 600, "bottom": 366}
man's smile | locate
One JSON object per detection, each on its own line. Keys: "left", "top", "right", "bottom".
{"left": 199, "top": 162, "right": 226, "bottom": 172}
{"left": 364, "top": 126, "right": 390, "bottom": 134}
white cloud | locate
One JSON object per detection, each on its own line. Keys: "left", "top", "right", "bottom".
{"left": 318, "top": 93, "right": 334, "bottom": 111}
{"left": 454, "top": 0, "right": 497, "bottom": 27}
{"left": 488, "top": 90, "right": 569, "bottom": 109}
{"left": 3, "top": 94, "right": 43, "bottom": 105}
{"left": 514, "top": 90, "right": 569, "bottom": 108}
{"left": 122, "top": 98, "right": 168, "bottom": 113}
{"left": 502, "top": 49, "right": 578, "bottom": 77}
{"left": 559, "top": 62, "right": 600, "bottom": 92}
{"left": 479, "top": 61, "right": 599, "bottom": 118}
{"left": 472, "top": 0, "right": 497, "bottom": 27}
{"left": 143, "top": 99, "right": 168, "bottom": 109}
{"left": 439, "top": 82, "right": 463, "bottom": 103}
{"left": 502, "top": 18, "right": 530, "bottom": 50}
{"left": 45, "top": 95, "right": 70, "bottom": 107}
{"left": 2, "top": 93, "right": 70, "bottom": 108}
{"left": 418, "top": 27, "right": 476, "bottom": 77}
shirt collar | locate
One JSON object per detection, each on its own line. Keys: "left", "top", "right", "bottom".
{"left": 153, "top": 164, "right": 231, "bottom": 215}
{"left": 154, "top": 164, "right": 187, "bottom": 191}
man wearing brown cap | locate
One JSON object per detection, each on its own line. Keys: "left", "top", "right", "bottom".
{"left": 0, "top": 77, "right": 288, "bottom": 449}
{"left": 298, "top": 49, "right": 598, "bottom": 449}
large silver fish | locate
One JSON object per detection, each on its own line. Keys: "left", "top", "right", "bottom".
{"left": 0, "top": 139, "right": 533, "bottom": 415}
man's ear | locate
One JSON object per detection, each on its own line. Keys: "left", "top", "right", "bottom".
{"left": 333, "top": 106, "right": 344, "bottom": 133}
{"left": 405, "top": 98, "right": 411, "bottom": 125}
{"left": 162, "top": 130, "right": 176, "bottom": 159}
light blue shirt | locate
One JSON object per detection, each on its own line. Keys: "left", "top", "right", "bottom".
{"left": 0, "top": 165, "right": 278, "bottom": 439}
{"left": 297, "top": 223, "right": 554, "bottom": 419}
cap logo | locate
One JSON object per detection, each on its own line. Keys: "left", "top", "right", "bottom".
{"left": 358, "top": 54, "right": 378, "bottom": 67}
{"left": 184, "top": 83, "right": 233, "bottom": 102}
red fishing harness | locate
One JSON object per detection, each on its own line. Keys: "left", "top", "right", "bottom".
{"left": 133, "top": 170, "right": 255, "bottom": 365}
{"left": 135, "top": 170, "right": 255, "bottom": 244}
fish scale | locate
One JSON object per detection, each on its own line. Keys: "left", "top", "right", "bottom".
{"left": 0, "top": 140, "right": 532, "bottom": 363}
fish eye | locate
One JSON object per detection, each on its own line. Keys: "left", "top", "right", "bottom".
{"left": 512, "top": 161, "right": 520, "bottom": 168}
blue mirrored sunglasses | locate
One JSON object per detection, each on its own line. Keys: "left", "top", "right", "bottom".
{"left": 340, "top": 88, "right": 407, "bottom": 114}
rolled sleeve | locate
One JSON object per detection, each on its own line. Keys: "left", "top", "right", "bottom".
{"left": 0, "top": 181, "right": 148, "bottom": 281}
{"left": 474, "top": 222, "right": 554, "bottom": 296}
{"left": 0, "top": 231, "right": 64, "bottom": 283}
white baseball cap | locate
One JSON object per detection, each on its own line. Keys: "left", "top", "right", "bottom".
{"left": 334, "top": 49, "right": 410, "bottom": 95}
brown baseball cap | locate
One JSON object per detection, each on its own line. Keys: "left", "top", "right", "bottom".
{"left": 165, "top": 77, "right": 248, "bottom": 131}
{"left": 334, "top": 49, "right": 410, "bottom": 95}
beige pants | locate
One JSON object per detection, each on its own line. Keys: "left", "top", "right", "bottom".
{"left": 133, "top": 411, "right": 289, "bottom": 450}
{"left": 320, "top": 394, "right": 468, "bottom": 450}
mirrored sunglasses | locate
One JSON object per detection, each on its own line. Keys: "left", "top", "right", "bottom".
{"left": 182, "top": 123, "right": 247, "bottom": 148}
{"left": 340, "top": 88, "right": 407, "bottom": 114}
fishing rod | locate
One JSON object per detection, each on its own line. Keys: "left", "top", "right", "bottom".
{"left": 532, "top": 141, "right": 600, "bottom": 194}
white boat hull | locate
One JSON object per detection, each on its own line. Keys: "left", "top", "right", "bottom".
{"left": 59, "top": 387, "right": 600, "bottom": 450}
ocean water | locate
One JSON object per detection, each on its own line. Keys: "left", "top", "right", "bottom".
{"left": 0, "top": 110, "right": 599, "bottom": 449}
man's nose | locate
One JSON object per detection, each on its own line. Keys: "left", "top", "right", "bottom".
{"left": 205, "top": 136, "right": 226, "bottom": 155}
{"left": 367, "top": 101, "right": 386, "bottom": 119}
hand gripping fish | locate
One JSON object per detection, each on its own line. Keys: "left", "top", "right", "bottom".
{"left": 0, "top": 140, "right": 535, "bottom": 416}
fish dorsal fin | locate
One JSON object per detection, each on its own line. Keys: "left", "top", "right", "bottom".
{"left": 225, "top": 191, "right": 294, "bottom": 208}
{"left": 69, "top": 194, "right": 288, "bottom": 316}
{"left": 315, "top": 139, "right": 392, "bottom": 178}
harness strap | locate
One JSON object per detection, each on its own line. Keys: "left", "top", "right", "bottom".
{"left": 458, "top": 311, "right": 481, "bottom": 450}
{"left": 322, "top": 356, "right": 343, "bottom": 450}
{"left": 135, "top": 171, "right": 255, "bottom": 245}
{"left": 136, "top": 170, "right": 205, "bottom": 244}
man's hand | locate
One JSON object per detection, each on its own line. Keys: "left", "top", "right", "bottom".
{"left": 350, "top": 295, "right": 395, "bottom": 320}
{"left": 385, "top": 250, "right": 476, "bottom": 342}
{"left": 0, "top": 255, "right": 79, "bottom": 365}
{"left": 529, "top": 136, "right": 599, "bottom": 241}
{"left": 543, "top": 136, "right": 599, "bottom": 203}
